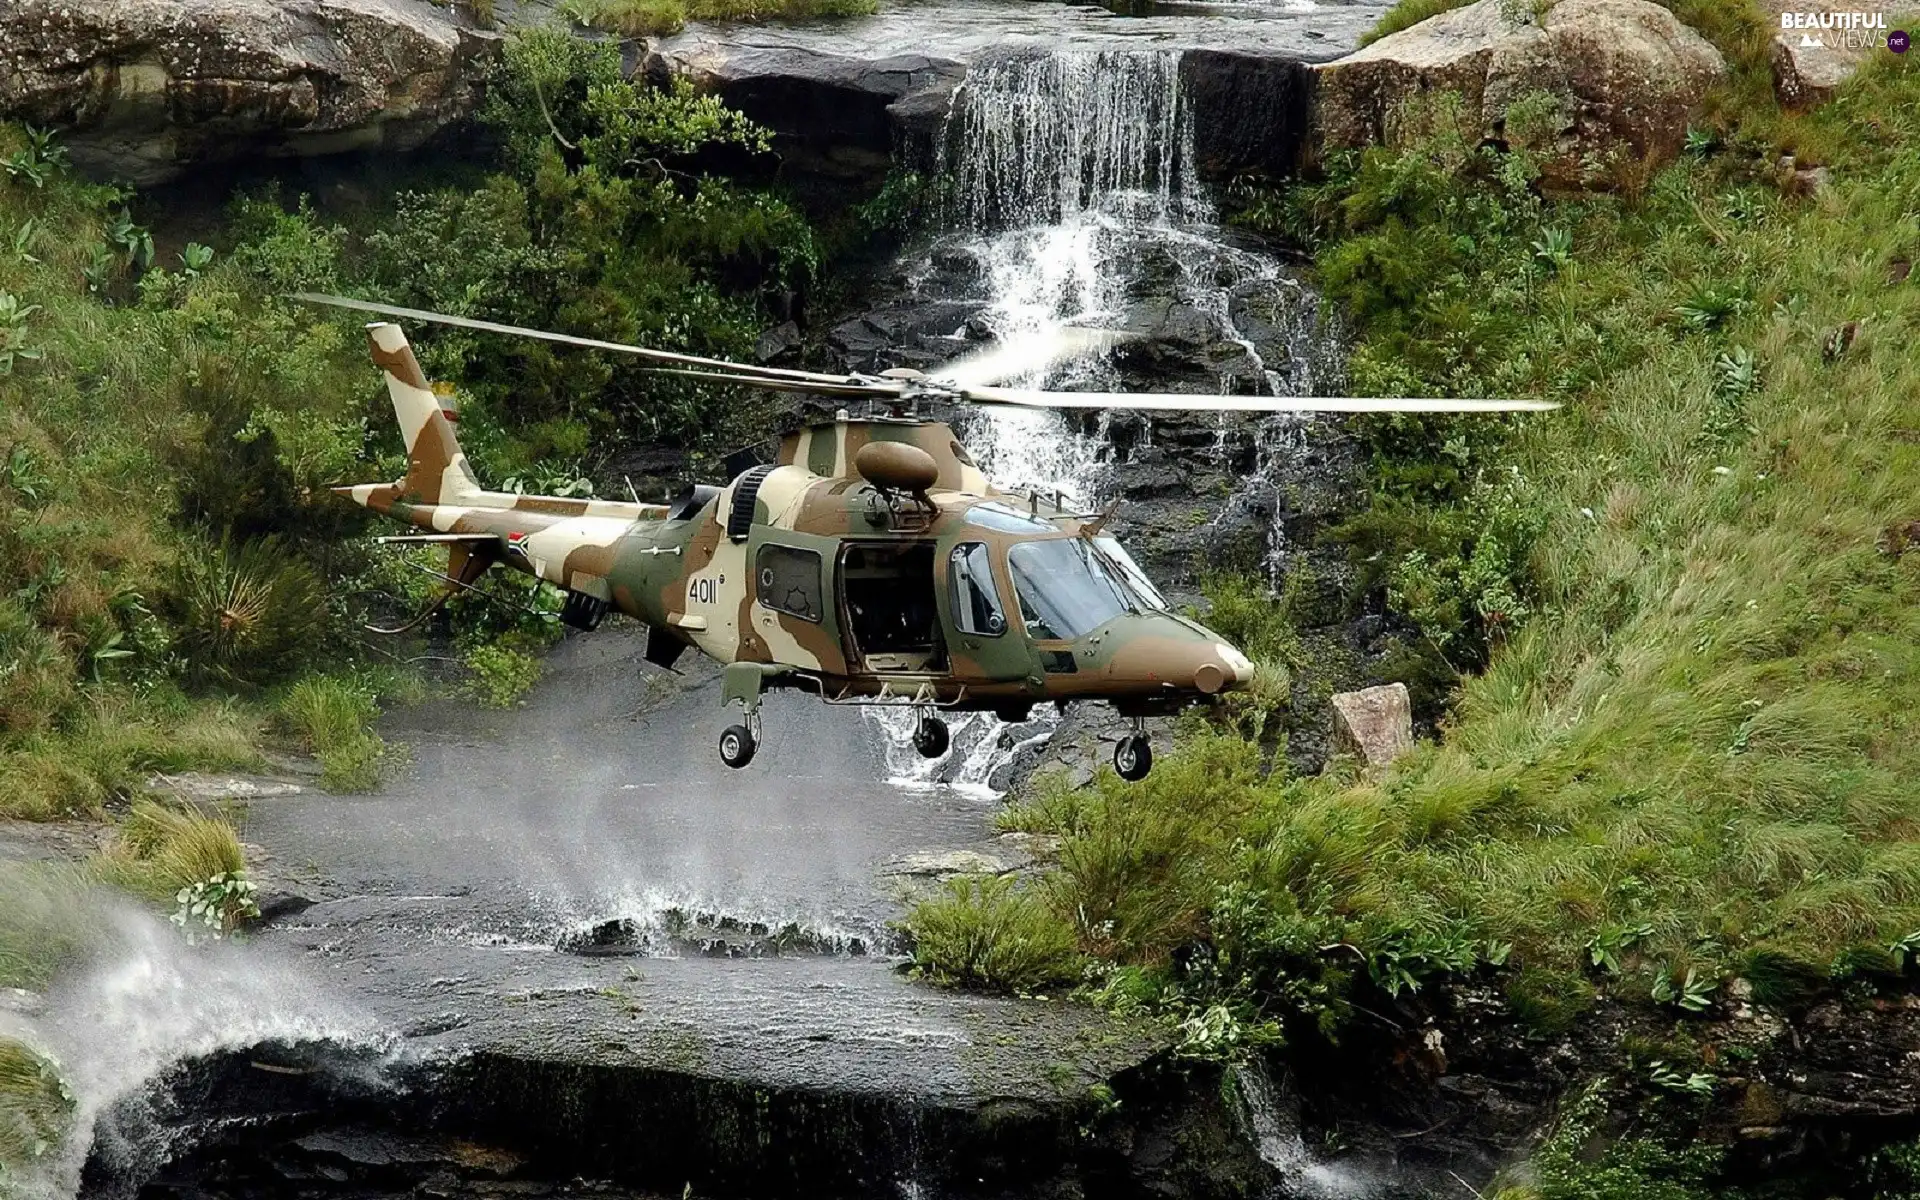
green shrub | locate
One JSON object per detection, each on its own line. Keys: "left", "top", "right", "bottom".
{"left": 163, "top": 537, "right": 326, "bottom": 687}
{"left": 905, "top": 876, "right": 1082, "bottom": 994}
{"left": 465, "top": 643, "right": 542, "bottom": 709}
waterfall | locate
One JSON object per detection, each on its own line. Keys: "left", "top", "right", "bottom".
{"left": 947, "top": 49, "right": 1207, "bottom": 230}
{"left": 866, "top": 45, "right": 1335, "bottom": 790}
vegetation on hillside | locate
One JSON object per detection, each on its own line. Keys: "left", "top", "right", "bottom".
{"left": 560, "top": 0, "right": 875, "bottom": 38}
{"left": 908, "top": 9, "right": 1920, "bottom": 1184}
{"left": 0, "top": 30, "right": 820, "bottom": 828}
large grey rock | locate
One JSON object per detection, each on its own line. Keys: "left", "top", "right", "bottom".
{"left": 1765, "top": 0, "right": 1898, "bottom": 110}
{"left": 1329, "top": 682, "right": 1413, "bottom": 768}
{"left": 1310, "top": 0, "right": 1726, "bottom": 190}
{"left": 0, "top": 0, "right": 497, "bottom": 185}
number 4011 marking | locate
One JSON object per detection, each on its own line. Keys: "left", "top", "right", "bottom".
{"left": 689, "top": 577, "right": 721, "bottom": 605}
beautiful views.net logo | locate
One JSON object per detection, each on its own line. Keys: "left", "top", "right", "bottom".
{"left": 1779, "top": 10, "right": 1910, "bottom": 52}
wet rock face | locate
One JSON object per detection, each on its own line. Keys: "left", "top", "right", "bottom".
{"left": 641, "top": 33, "right": 967, "bottom": 181}
{"left": 1310, "top": 0, "right": 1727, "bottom": 190}
{"left": 0, "top": 0, "right": 496, "bottom": 185}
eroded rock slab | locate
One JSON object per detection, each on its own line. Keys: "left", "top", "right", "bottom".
{"left": 1311, "top": 0, "right": 1726, "bottom": 190}
{"left": 0, "top": 0, "right": 496, "bottom": 184}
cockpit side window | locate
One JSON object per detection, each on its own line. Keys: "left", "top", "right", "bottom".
{"left": 1007, "top": 538, "right": 1130, "bottom": 641}
{"left": 949, "top": 542, "right": 1007, "bottom": 637}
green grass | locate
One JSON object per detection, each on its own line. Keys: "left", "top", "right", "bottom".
{"left": 1360, "top": 0, "right": 1478, "bottom": 45}
{"left": 562, "top": 0, "right": 875, "bottom": 36}
{"left": 905, "top": 876, "right": 1083, "bottom": 994}
{"left": 919, "top": 30, "right": 1920, "bottom": 1042}
{"left": 91, "top": 799, "right": 246, "bottom": 902}
{"left": 0, "top": 1036, "right": 72, "bottom": 1177}
{"left": 0, "top": 696, "right": 261, "bottom": 820}
{"left": 278, "top": 676, "right": 386, "bottom": 792}
{"left": 0, "top": 864, "right": 98, "bottom": 991}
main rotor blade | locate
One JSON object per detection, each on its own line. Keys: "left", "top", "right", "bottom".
{"left": 961, "top": 386, "right": 1561, "bottom": 414}
{"left": 290, "top": 293, "right": 868, "bottom": 389}
{"left": 642, "top": 366, "right": 909, "bottom": 400}
{"left": 929, "top": 328, "right": 1134, "bottom": 389}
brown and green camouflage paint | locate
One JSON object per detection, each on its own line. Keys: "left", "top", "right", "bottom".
{"left": 340, "top": 325, "right": 1254, "bottom": 714}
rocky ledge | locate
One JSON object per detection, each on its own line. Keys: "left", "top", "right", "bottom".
{"left": 1310, "top": 0, "right": 1727, "bottom": 190}
{"left": 0, "top": 0, "right": 496, "bottom": 184}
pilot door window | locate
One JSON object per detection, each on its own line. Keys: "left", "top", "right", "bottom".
{"left": 949, "top": 542, "right": 1007, "bottom": 636}
{"left": 755, "top": 544, "right": 824, "bottom": 622}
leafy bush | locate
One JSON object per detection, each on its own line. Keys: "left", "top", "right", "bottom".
{"left": 464, "top": 642, "right": 543, "bottom": 709}
{"left": 905, "top": 876, "right": 1082, "bottom": 994}
{"left": 169, "top": 871, "right": 260, "bottom": 944}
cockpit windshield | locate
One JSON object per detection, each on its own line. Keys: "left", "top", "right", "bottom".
{"left": 1007, "top": 538, "right": 1133, "bottom": 641}
{"left": 1093, "top": 536, "right": 1168, "bottom": 611}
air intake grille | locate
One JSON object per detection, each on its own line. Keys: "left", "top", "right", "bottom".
{"left": 727, "top": 466, "right": 774, "bottom": 542}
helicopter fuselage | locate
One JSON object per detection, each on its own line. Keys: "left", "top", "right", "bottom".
{"left": 340, "top": 321, "right": 1252, "bottom": 776}
{"left": 346, "top": 415, "right": 1255, "bottom": 720}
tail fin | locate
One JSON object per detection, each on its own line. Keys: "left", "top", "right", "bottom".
{"left": 367, "top": 322, "right": 482, "bottom": 505}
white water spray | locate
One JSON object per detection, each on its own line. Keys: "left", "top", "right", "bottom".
{"left": 20, "top": 904, "right": 389, "bottom": 1200}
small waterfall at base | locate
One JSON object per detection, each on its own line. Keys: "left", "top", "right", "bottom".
{"left": 1232, "top": 1060, "right": 1370, "bottom": 1199}
{"left": 864, "top": 45, "right": 1338, "bottom": 790}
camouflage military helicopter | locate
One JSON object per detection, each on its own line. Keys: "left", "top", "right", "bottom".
{"left": 298, "top": 294, "right": 1553, "bottom": 780}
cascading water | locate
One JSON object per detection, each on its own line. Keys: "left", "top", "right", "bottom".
{"left": 867, "top": 45, "right": 1337, "bottom": 785}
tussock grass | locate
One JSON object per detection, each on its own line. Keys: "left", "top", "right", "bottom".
{"left": 906, "top": 876, "right": 1082, "bottom": 994}
{"left": 92, "top": 799, "right": 246, "bottom": 902}
{"left": 278, "top": 676, "right": 385, "bottom": 792}
{"left": 0, "top": 1037, "right": 72, "bottom": 1175}
{"left": 0, "top": 863, "right": 99, "bottom": 991}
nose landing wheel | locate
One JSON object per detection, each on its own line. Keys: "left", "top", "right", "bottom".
{"left": 719, "top": 716, "right": 760, "bottom": 769}
{"left": 912, "top": 711, "right": 951, "bottom": 759}
{"left": 1114, "top": 732, "right": 1153, "bottom": 782}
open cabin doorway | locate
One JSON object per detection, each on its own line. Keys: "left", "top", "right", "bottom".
{"left": 839, "top": 541, "right": 946, "bottom": 674}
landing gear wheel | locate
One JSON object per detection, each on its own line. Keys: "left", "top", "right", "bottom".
{"left": 719, "top": 724, "right": 758, "bottom": 769}
{"left": 1114, "top": 734, "right": 1153, "bottom": 782}
{"left": 912, "top": 713, "right": 951, "bottom": 759}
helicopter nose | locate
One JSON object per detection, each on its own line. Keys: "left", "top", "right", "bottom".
{"left": 1195, "top": 641, "right": 1255, "bottom": 694}
{"left": 1103, "top": 618, "right": 1255, "bottom": 695}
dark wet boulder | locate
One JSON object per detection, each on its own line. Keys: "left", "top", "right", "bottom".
{"left": 641, "top": 31, "right": 966, "bottom": 179}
